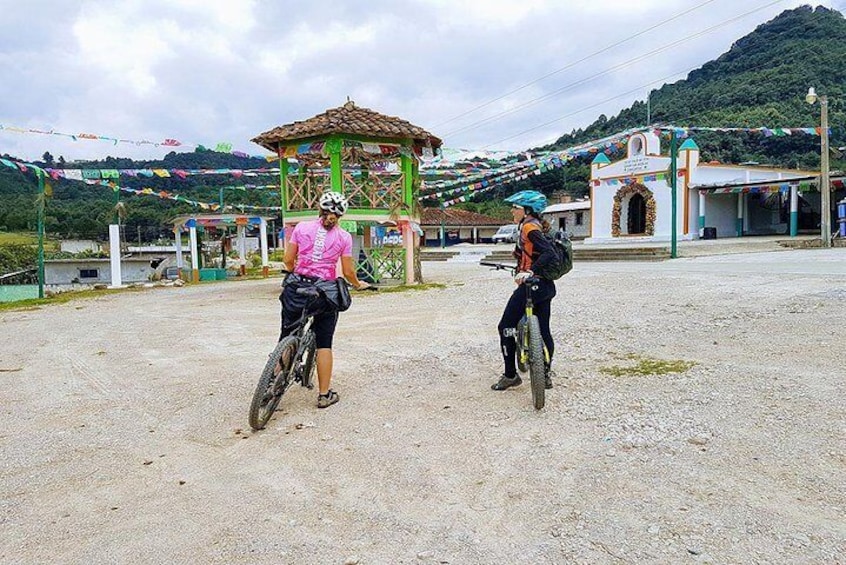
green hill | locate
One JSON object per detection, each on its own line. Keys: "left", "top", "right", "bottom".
{"left": 548, "top": 5, "right": 846, "bottom": 170}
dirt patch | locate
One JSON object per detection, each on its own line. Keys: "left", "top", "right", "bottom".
{"left": 1, "top": 251, "right": 844, "bottom": 563}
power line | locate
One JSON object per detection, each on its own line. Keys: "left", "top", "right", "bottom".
{"left": 433, "top": 0, "right": 720, "bottom": 129}
{"left": 483, "top": 43, "right": 843, "bottom": 150}
{"left": 445, "top": 0, "right": 785, "bottom": 142}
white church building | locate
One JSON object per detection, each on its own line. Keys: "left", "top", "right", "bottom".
{"left": 585, "top": 130, "right": 819, "bottom": 243}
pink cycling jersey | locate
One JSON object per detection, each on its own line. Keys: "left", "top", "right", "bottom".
{"left": 289, "top": 218, "right": 353, "bottom": 280}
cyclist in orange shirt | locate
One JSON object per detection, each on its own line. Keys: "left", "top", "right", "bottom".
{"left": 491, "top": 190, "right": 558, "bottom": 391}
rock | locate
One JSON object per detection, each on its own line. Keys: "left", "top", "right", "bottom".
{"left": 417, "top": 550, "right": 434, "bottom": 559}
{"left": 687, "top": 436, "right": 709, "bottom": 446}
{"left": 792, "top": 533, "right": 811, "bottom": 545}
{"left": 647, "top": 524, "right": 660, "bottom": 534}
{"left": 344, "top": 557, "right": 360, "bottom": 565}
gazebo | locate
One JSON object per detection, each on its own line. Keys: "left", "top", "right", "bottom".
{"left": 170, "top": 213, "right": 272, "bottom": 281}
{"left": 252, "top": 101, "right": 442, "bottom": 284}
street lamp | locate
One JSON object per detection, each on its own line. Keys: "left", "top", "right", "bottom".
{"left": 806, "top": 86, "right": 832, "bottom": 248}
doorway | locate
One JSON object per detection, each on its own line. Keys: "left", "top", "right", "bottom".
{"left": 627, "top": 193, "right": 646, "bottom": 234}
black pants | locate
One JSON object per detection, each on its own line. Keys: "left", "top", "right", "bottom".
{"left": 497, "top": 279, "right": 556, "bottom": 378}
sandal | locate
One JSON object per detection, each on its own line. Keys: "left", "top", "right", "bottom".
{"left": 317, "top": 390, "right": 339, "bottom": 408}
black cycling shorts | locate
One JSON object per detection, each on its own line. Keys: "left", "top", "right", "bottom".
{"left": 279, "top": 283, "right": 339, "bottom": 349}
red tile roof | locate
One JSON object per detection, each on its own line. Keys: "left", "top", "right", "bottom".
{"left": 252, "top": 101, "right": 442, "bottom": 151}
{"left": 420, "top": 208, "right": 506, "bottom": 227}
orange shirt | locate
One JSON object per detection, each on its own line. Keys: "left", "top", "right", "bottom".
{"left": 518, "top": 221, "right": 541, "bottom": 271}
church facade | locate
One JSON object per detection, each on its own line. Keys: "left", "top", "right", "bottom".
{"left": 585, "top": 130, "right": 819, "bottom": 243}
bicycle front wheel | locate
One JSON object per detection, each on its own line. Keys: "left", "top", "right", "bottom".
{"left": 527, "top": 315, "right": 546, "bottom": 410}
{"left": 248, "top": 336, "right": 299, "bottom": 430}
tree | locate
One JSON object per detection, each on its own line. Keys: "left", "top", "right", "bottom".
{"left": 42, "top": 152, "right": 54, "bottom": 165}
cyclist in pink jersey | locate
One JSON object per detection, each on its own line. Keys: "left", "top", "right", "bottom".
{"left": 281, "top": 191, "right": 370, "bottom": 408}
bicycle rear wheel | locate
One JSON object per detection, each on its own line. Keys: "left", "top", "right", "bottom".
{"left": 527, "top": 315, "right": 546, "bottom": 410}
{"left": 249, "top": 336, "right": 298, "bottom": 430}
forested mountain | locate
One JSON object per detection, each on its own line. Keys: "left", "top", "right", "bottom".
{"left": 550, "top": 5, "right": 845, "bottom": 167}
{"left": 467, "top": 5, "right": 846, "bottom": 210}
{"left": 2, "top": 5, "right": 845, "bottom": 235}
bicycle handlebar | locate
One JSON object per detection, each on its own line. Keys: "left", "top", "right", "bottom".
{"left": 479, "top": 261, "right": 517, "bottom": 274}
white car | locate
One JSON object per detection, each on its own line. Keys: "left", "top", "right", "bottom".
{"left": 492, "top": 224, "right": 519, "bottom": 244}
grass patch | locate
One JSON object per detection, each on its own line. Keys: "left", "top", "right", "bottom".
{"left": 0, "top": 286, "right": 149, "bottom": 312}
{"left": 600, "top": 354, "right": 696, "bottom": 377}
{"left": 0, "top": 232, "right": 36, "bottom": 245}
{"left": 370, "top": 282, "right": 447, "bottom": 293}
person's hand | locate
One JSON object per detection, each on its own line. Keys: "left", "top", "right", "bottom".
{"left": 514, "top": 271, "right": 533, "bottom": 285}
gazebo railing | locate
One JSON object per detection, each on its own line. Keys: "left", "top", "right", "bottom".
{"left": 355, "top": 247, "right": 406, "bottom": 284}
{"left": 286, "top": 171, "right": 406, "bottom": 213}
{"left": 287, "top": 174, "right": 332, "bottom": 211}
{"left": 343, "top": 172, "right": 405, "bottom": 210}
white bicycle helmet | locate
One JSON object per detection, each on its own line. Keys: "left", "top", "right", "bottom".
{"left": 318, "top": 191, "right": 349, "bottom": 216}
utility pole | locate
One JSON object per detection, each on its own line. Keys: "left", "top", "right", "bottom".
{"left": 806, "top": 87, "right": 832, "bottom": 248}
{"left": 36, "top": 169, "right": 45, "bottom": 299}
{"left": 820, "top": 95, "right": 831, "bottom": 248}
{"left": 647, "top": 90, "right": 651, "bottom": 126}
{"left": 670, "top": 133, "right": 678, "bottom": 259}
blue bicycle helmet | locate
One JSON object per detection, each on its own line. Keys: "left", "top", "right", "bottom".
{"left": 504, "top": 190, "right": 548, "bottom": 214}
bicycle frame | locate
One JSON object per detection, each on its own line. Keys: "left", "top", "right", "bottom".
{"left": 480, "top": 261, "right": 548, "bottom": 409}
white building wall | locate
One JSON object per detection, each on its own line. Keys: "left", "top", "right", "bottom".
{"left": 60, "top": 240, "right": 101, "bottom": 254}
{"left": 703, "top": 194, "right": 739, "bottom": 239}
{"left": 45, "top": 260, "right": 153, "bottom": 285}
{"left": 544, "top": 211, "right": 591, "bottom": 238}
{"left": 589, "top": 186, "right": 615, "bottom": 240}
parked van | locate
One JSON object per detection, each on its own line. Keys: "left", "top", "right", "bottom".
{"left": 492, "top": 224, "right": 519, "bottom": 244}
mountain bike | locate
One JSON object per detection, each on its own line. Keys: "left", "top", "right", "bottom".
{"left": 248, "top": 283, "right": 322, "bottom": 430}
{"left": 481, "top": 261, "right": 548, "bottom": 410}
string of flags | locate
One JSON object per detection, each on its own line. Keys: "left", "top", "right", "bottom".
{"left": 0, "top": 157, "right": 282, "bottom": 211}
{"left": 591, "top": 170, "right": 684, "bottom": 187}
{"left": 0, "top": 122, "right": 273, "bottom": 160}
{"left": 85, "top": 180, "right": 282, "bottom": 211}
{"left": 699, "top": 178, "right": 844, "bottom": 194}
{"left": 42, "top": 166, "right": 281, "bottom": 180}
{"left": 658, "top": 125, "right": 828, "bottom": 137}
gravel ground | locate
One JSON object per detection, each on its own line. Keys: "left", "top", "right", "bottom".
{"left": 1, "top": 249, "right": 845, "bottom": 564}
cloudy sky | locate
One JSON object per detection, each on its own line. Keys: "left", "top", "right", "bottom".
{"left": 0, "top": 0, "right": 842, "bottom": 162}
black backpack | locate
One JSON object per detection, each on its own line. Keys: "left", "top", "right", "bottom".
{"left": 518, "top": 221, "right": 573, "bottom": 280}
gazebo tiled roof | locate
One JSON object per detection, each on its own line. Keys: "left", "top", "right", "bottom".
{"left": 252, "top": 100, "right": 442, "bottom": 152}
{"left": 420, "top": 208, "right": 505, "bottom": 227}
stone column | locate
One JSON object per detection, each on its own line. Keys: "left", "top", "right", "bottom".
{"left": 189, "top": 222, "right": 199, "bottom": 281}
{"left": 259, "top": 218, "right": 269, "bottom": 277}
{"left": 108, "top": 224, "right": 123, "bottom": 288}
{"left": 174, "top": 226, "right": 184, "bottom": 279}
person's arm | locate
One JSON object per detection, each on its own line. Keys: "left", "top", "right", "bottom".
{"left": 341, "top": 256, "right": 370, "bottom": 290}
{"left": 283, "top": 242, "right": 298, "bottom": 272}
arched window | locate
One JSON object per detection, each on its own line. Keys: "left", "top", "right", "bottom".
{"left": 629, "top": 136, "right": 644, "bottom": 157}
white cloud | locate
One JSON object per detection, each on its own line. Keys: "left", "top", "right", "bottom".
{"left": 0, "top": 0, "right": 843, "bottom": 161}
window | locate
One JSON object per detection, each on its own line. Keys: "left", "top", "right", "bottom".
{"left": 79, "top": 268, "right": 99, "bottom": 279}
{"left": 629, "top": 136, "right": 644, "bottom": 156}
{"left": 575, "top": 212, "right": 584, "bottom": 226}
